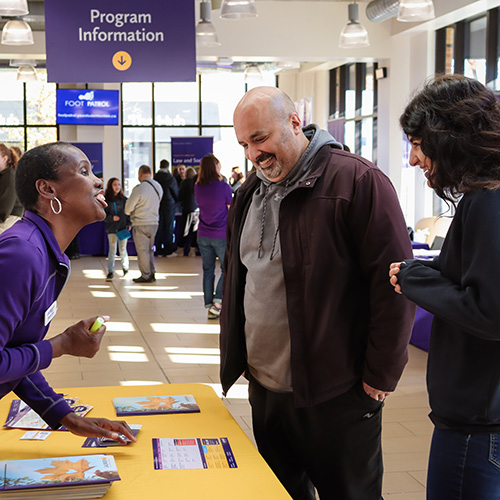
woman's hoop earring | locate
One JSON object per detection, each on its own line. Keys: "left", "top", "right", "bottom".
{"left": 50, "top": 197, "right": 62, "bottom": 215}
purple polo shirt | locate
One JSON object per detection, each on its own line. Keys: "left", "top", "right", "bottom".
{"left": 194, "top": 180, "right": 233, "bottom": 239}
{"left": 0, "top": 211, "right": 73, "bottom": 429}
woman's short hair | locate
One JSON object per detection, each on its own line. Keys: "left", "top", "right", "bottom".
{"left": 400, "top": 74, "right": 500, "bottom": 203}
{"left": 197, "top": 154, "right": 221, "bottom": 186}
{"left": 15, "top": 142, "right": 75, "bottom": 212}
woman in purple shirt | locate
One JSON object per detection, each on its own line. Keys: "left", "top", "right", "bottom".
{"left": 194, "top": 154, "right": 233, "bottom": 319}
{"left": 0, "top": 142, "right": 134, "bottom": 443}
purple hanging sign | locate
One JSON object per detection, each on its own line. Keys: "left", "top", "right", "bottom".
{"left": 44, "top": 0, "right": 196, "bottom": 83}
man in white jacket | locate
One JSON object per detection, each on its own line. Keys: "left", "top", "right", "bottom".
{"left": 125, "top": 165, "right": 163, "bottom": 283}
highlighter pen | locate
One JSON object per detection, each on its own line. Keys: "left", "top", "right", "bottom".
{"left": 90, "top": 317, "right": 105, "bottom": 333}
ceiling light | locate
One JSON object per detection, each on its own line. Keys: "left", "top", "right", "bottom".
{"left": 244, "top": 64, "right": 263, "bottom": 83}
{"left": 1, "top": 18, "right": 34, "bottom": 45}
{"left": 397, "top": 0, "right": 435, "bottom": 22}
{"left": 9, "top": 58, "right": 36, "bottom": 67}
{"left": 339, "top": 3, "right": 369, "bottom": 49}
{"left": 220, "top": 0, "right": 257, "bottom": 20}
{"left": 196, "top": 1, "right": 221, "bottom": 47}
{"left": 0, "top": 0, "right": 28, "bottom": 16}
{"left": 17, "top": 65, "right": 37, "bottom": 81}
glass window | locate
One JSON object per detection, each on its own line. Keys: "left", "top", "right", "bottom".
{"left": 123, "top": 127, "right": 152, "bottom": 196}
{"left": 0, "top": 70, "right": 23, "bottom": 125}
{"left": 154, "top": 127, "right": 199, "bottom": 169}
{"left": 464, "top": 16, "right": 487, "bottom": 84}
{"left": 27, "top": 127, "right": 58, "bottom": 150}
{"left": 202, "top": 126, "right": 246, "bottom": 178}
{"left": 360, "top": 118, "right": 373, "bottom": 162}
{"left": 26, "top": 70, "right": 56, "bottom": 125}
{"left": 344, "top": 121, "right": 355, "bottom": 152}
{"left": 0, "top": 127, "right": 24, "bottom": 147}
{"left": 201, "top": 72, "right": 246, "bottom": 125}
{"left": 154, "top": 81, "right": 198, "bottom": 126}
{"left": 122, "top": 83, "right": 152, "bottom": 126}
{"left": 446, "top": 26, "right": 455, "bottom": 74}
{"left": 361, "top": 64, "right": 374, "bottom": 116}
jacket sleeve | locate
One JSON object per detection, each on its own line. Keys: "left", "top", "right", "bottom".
{"left": 169, "top": 177, "right": 179, "bottom": 202}
{"left": 104, "top": 202, "right": 115, "bottom": 226}
{"left": 349, "top": 168, "right": 416, "bottom": 391}
{"left": 124, "top": 186, "right": 139, "bottom": 216}
{"left": 0, "top": 237, "right": 72, "bottom": 428}
{"left": 397, "top": 192, "right": 500, "bottom": 341}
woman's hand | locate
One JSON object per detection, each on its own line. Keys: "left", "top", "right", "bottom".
{"left": 49, "top": 316, "right": 110, "bottom": 359}
{"left": 389, "top": 262, "right": 404, "bottom": 294}
{"left": 60, "top": 412, "right": 136, "bottom": 444}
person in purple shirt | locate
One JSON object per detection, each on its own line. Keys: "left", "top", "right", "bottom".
{"left": 194, "top": 154, "right": 232, "bottom": 319}
{"left": 0, "top": 142, "right": 134, "bottom": 443}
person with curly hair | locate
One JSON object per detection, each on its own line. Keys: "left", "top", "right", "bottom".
{"left": 390, "top": 74, "right": 500, "bottom": 500}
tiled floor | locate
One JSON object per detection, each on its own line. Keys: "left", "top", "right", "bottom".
{"left": 44, "top": 253, "right": 431, "bottom": 499}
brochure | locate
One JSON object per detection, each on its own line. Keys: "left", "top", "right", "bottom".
{"left": 152, "top": 437, "right": 237, "bottom": 470}
{"left": 112, "top": 394, "right": 199, "bottom": 416}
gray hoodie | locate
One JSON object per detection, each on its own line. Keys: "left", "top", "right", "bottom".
{"left": 240, "top": 125, "right": 342, "bottom": 392}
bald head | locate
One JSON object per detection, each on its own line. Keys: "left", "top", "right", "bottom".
{"left": 233, "top": 87, "right": 309, "bottom": 182}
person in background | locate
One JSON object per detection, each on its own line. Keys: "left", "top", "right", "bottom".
{"left": 9, "top": 146, "right": 24, "bottom": 222}
{"left": 104, "top": 177, "right": 130, "bottom": 281}
{"left": 178, "top": 167, "right": 199, "bottom": 257}
{"left": 0, "top": 144, "right": 18, "bottom": 234}
{"left": 221, "top": 87, "right": 415, "bottom": 500}
{"left": 173, "top": 164, "right": 187, "bottom": 249}
{"left": 125, "top": 165, "right": 163, "bottom": 283}
{"left": 0, "top": 141, "right": 135, "bottom": 443}
{"left": 194, "top": 154, "right": 232, "bottom": 320}
{"left": 230, "top": 166, "right": 245, "bottom": 194}
{"left": 390, "top": 75, "right": 500, "bottom": 500}
{"left": 175, "top": 164, "right": 187, "bottom": 187}
{"left": 154, "top": 159, "right": 178, "bottom": 257}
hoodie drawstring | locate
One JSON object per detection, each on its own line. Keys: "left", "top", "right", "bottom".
{"left": 258, "top": 181, "right": 290, "bottom": 261}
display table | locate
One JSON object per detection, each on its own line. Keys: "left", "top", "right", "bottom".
{"left": 0, "top": 383, "right": 290, "bottom": 499}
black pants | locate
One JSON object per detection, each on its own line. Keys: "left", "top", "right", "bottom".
{"left": 249, "top": 378, "right": 384, "bottom": 500}
{"left": 155, "top": 207, "right": 175, "bottom": 256}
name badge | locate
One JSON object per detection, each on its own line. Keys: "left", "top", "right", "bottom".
{"left": 44, "top": 301, "right": 58, "bottom": 326}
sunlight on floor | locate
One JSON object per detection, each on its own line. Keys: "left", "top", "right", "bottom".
{"left": 104, "top": 322, "right": 136, "bottom": 332}
{"left": 152, "top": 323, "right": 220, "bottom": 334}
{"left": 168, "top": 354, "right": 220, "bottom": 365}
{"left": 128, "top": 291, "right": 203, "bottom": 299}
{"left": 165, "top": 347, "right": 220, "bottom": 355}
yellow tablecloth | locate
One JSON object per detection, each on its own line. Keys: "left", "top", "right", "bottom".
{"left": 0, "top": 383, "right": 291, "bottom": 499}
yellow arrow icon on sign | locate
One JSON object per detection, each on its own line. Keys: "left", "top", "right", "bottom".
{"left": 112, "top": 51, "right": 132, "bottom": 71}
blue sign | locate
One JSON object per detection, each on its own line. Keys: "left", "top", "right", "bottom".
{"left": 171, "top": 137, "right": 214, "bottom": 167}
{"left": 57, "top": 89, "right": 119, "bottom": 125}
{"left": 71, "top": 142, "right": 103, "bottom": 178}
{"left": 45, "top": 0, "right": 196, "bottom": 83}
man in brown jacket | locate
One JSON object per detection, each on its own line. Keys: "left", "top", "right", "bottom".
{"left": 220, "top": 87, "right": 416, "bottom": 500}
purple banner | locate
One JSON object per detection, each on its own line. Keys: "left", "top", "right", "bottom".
{"left": 171, "top": 137, "right": 213, "bottom": 167}
{"left": 45, "top": 0, "right": 196, "bottom": 83}
{"left": 71, "top": 142, "right": 103, "bottom": 178}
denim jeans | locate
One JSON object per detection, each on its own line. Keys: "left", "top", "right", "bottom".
{"left": 427, "top": 427, "right": 500, "bottom": 500}
{"left": 107, "top": 232, "right": 129, "bottom": 273}
{"left": 197, "top": 236, "right": 226, "bottom": 307}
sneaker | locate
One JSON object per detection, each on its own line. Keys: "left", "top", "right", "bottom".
{"left": 207, "top": 303, "right": 222, "bottom": 319}
{"left": 106, "top": 272, "right": 113, "bottom": 282}
{"left": 133, "top": 275, "right": 154, "bottom": 283}
{"left": 123, "top": 269, "right": 128, "bottom": 277}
